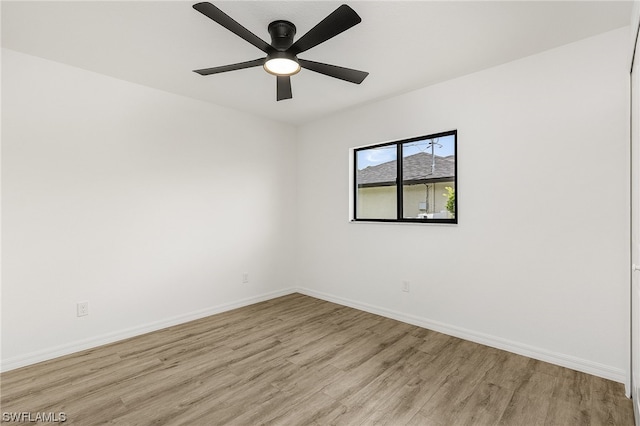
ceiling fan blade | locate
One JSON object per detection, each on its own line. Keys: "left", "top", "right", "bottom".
{"left": 277, "top": 76, "right": 293, "bottom": 101}
{"left": 193, "top": 2, "right": 274, "bottom": 54}
{"left": 193, "top": 58, "right": 265, "bottom": 75}
{"left": 289, "top": 5, "right": 361, "bottom": 55}
{"left": 298, "top": 59, "right": 368, "bottom": 84}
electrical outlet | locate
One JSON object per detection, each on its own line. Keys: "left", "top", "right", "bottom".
{"left": 77, "top": 301, "right": 89, "bottom": 317}
{"left": 402, "top": 281, "right": 410, "bottom": 292}
{"left": 242, "top": 273, "right": 249, "bottom": 284}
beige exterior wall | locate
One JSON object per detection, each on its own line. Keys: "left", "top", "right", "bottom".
{"left": 356, "top": 186, "right": 397, "bottom": 219}
{"left": 403, "top": 182, "right": 454, "bottom": 218}
{"left": 356, "top": 181, "right": 454, "bottom": 219}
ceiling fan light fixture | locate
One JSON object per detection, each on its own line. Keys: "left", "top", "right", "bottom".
{"left": 263, "top": 53, "right": 300, "bottom": 76}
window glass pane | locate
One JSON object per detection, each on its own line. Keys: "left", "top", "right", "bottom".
{"left": 355, "top": 145, "right": 397, "bottom": 219}
{"left": 402, "top": 135, "right": 456, "bottom": 220}
{"left": 352, "top": 130, "right": 456, "bottom": 223}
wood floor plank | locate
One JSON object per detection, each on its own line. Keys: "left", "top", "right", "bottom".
{"left": 1, "top": 293, "right": 633, "bottom": 426}
{"left": 342, "top": 362, "right": 412, "bottom": 410}
{"left": 365, "top": 377, "right": 436, "bottom": 425}
{"left": 418, "top": 349, "right": 503, "bottom": 424}
{"left": 262, "top": 390, "right": 342, "bottom": 426}
{"left": 1, "top": 357, "right": 164, "bottom": 414}
{"left": 309, "top": 402, "right": 369, "bottom": 426}
{"left": 480, "top": 349, "right": 531, "bottom": 390}
{"left": 589, "top": 376, "right": 635, "bottom": 426}
{"left": 452, "top": 381, "right": 514, "bottom": 426}
{"left": 416, "top": 330, "right": 465, "bottom": 357}
{"left": 498, "top": 369, "right": 558, "bottom": 425}
{"left": 543, "top": 369, "right": 592, "bottom": 425}
{"left": 406, "top": 411, "right": 445, "bottom": 426}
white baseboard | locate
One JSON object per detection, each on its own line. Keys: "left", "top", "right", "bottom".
{"left": 296, "top": 288, "right": 628, "bottom": 385}
{"left": 0, "top": 288, "right": 297, "bottom": 373}
{"left": 2, "top": 286, "right": 628, "bottom": 388}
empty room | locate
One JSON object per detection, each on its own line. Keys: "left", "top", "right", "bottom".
{"left": 3, "top": 0, "right": 640, "bottom": 424}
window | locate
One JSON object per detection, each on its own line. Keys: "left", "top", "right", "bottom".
{"left": 353, "top": 130, "right": 457, "bottom": 223}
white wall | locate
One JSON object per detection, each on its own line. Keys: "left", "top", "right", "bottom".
{"left": 2, "top": 26, "right": 633, "bottom": 385}
{"left": 296, "top": 28, "right": 630, "bottom": 382}
{"left": 1, "top": 48, "right": 297, "bottom": 369}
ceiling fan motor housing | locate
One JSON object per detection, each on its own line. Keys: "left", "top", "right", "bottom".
{"left": 268, "top": 20, "right": 296, "bottom": 51}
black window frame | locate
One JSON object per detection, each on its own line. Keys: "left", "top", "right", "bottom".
{"left": 353, "top": 130, "right": 458, "bottom": 224}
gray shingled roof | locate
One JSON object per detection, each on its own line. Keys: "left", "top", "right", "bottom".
{"left": 357, "top": 152, "right": 455, "bottom": 187}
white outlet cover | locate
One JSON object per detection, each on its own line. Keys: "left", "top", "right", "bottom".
{"left": 77, "top": 301, "right": 89, "bottom": 317}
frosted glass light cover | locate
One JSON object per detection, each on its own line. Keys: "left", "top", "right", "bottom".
{"left": 264, "top": 58, "right": 300, "bottom": 76}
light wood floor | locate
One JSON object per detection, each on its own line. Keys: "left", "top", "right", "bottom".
{"left": 1, "top": 293, "right": 634, "bottom": 425}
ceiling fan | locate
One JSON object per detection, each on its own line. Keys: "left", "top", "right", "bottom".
{"left": 192, "top": 2, "right": 369, "bottom": 101}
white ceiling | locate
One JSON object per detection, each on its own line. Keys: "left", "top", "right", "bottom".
{"left": 1, "top": 1, "right": 632, "bottom": 125}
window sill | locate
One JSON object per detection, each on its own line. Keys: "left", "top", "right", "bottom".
{"left": 349, "top": 219, "right": 457, "bottom": 226}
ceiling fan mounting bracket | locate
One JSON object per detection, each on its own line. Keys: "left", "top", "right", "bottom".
{"left": 268, "top": 20, "right": 296, "bottom": 51}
